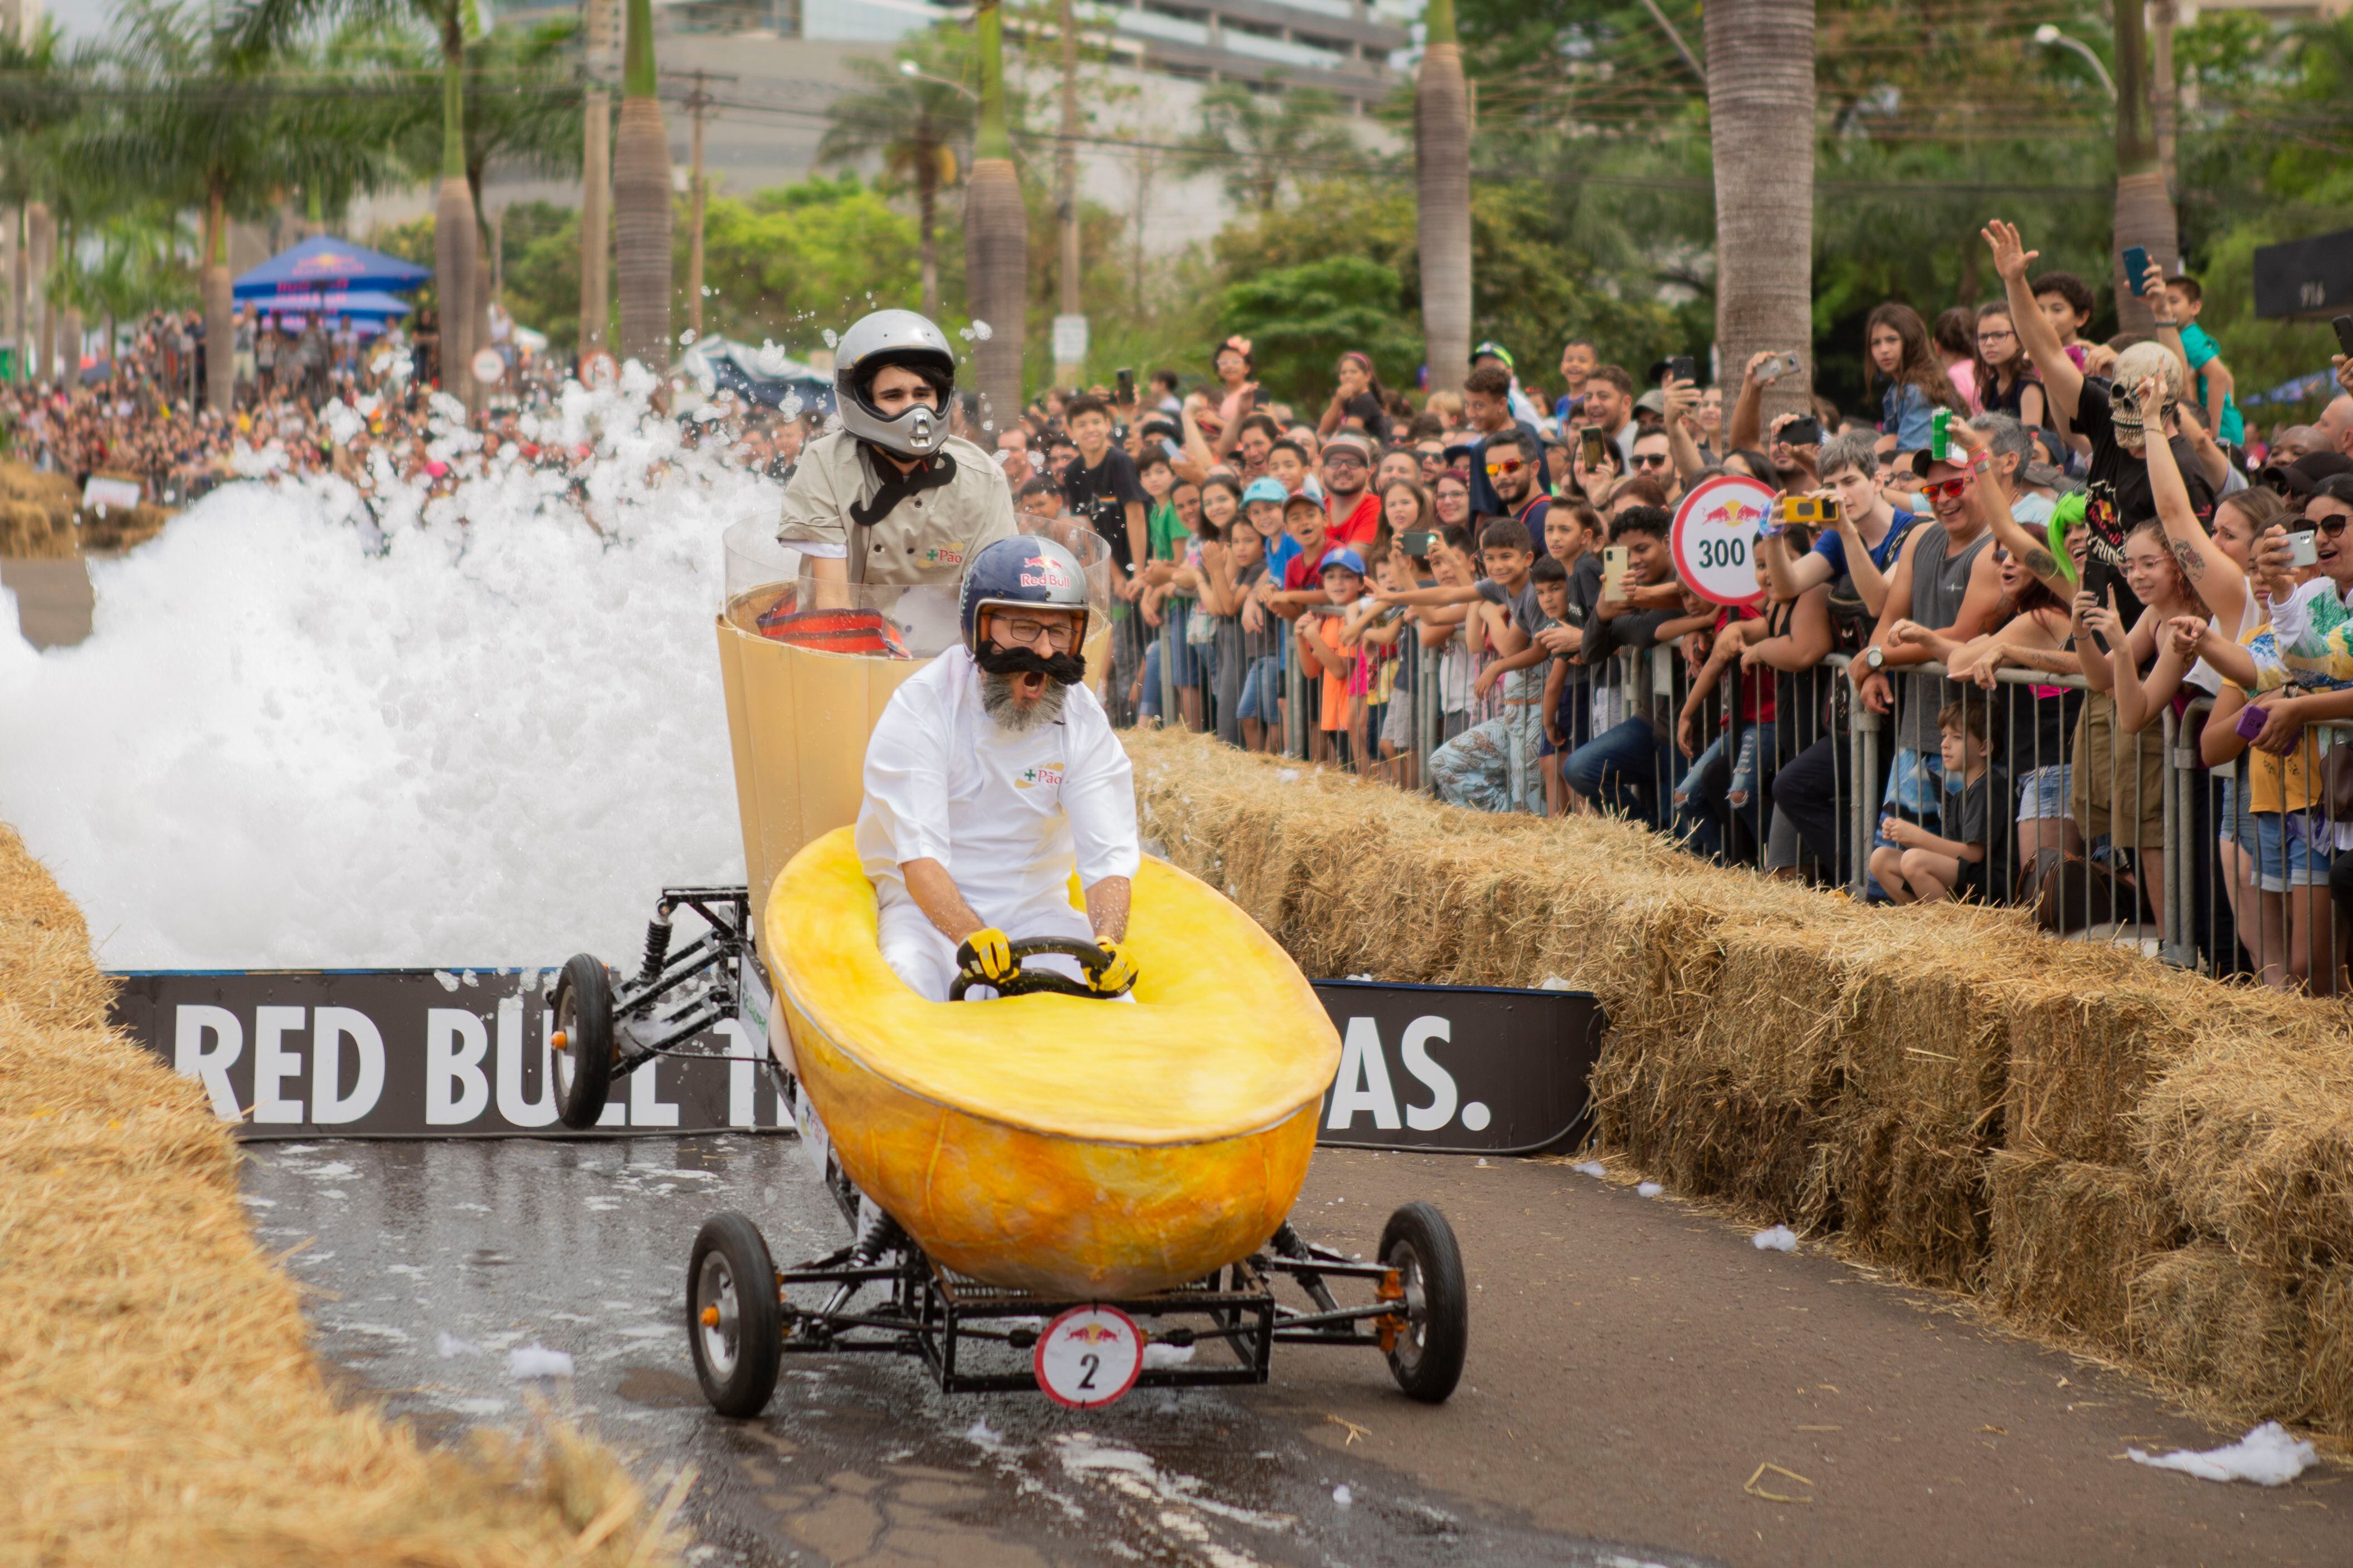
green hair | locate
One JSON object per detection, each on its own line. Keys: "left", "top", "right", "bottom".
{"left": 2044, "top": 492, "right": 2086, "bottom": 587}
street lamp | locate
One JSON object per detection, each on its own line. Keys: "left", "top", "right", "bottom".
{"left": 899, "top": 58, "right": 978, "bottom": 100}
{"left": 2033, "top": 24, "right": 2117, "bottom": 101}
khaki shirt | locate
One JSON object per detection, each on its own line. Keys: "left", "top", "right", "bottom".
{"left": 776, "top": 428, "right": 1017, "bottom": 585}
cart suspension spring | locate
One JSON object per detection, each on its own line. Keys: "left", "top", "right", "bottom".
{"left": 638, "top": 916, "right": 673, "bottom": 982}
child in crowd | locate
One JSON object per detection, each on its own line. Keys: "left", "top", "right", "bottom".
{"left": 1534, "top": 504, "right": 1598, "bottom": 812}
{"left": 1671, "top": 553, "right": 1777, "bottom": 858}
{"left": 1227, "top": 522, "right": 1284, "bottom": 753}
{"left": 1870, "top": 700, "right": 1995, "bottom": 904}
{"left": 1412, "top": 518, "right": 1546, "bottom": 812}
{"left": 1017, "top": 475, "right": 1063, "bottom": 519}
{"left": 1863, "top": 302, "right": 1965, "bottom": 457}
{"left": 2163, "top": 275, "right": 2243, "bottom": 454}
{"left": 1343, "top": 548, "right": 1414, "bottom": 779}
{"left": 1295, "top": 548, "right": 1369, "bottom": 765}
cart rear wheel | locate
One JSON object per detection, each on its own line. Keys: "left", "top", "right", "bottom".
{"left": 1378, "top": 1201, "right": 1467, "bottom": 1404}
{"left": 550, "top": 954, "right": 615, "bottom": 1131}
{"left": 688, "top": 1212, "right": 782, "bottom": 1418}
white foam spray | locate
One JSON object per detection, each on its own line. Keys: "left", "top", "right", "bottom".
{"left": 0, "top": 372, "right": 776, "bottom": 968}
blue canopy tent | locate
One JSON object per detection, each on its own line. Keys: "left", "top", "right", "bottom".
{"left": 246, "top": 289, "right": 416, "bottom": 320}
{"left": 232, "top": 236, "right": 430, "bottom": 301}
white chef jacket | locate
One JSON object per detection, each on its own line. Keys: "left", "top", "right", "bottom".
{"left": 856, "top": 644, "right": 1139, "bottom": 999}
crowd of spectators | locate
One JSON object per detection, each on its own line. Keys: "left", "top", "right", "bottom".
{"left": 1018, "top": 222, "right": 2353, "bottom": 991}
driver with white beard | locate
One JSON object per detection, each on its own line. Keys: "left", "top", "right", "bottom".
{"left": 855, "top": 535, "right": 1141, "bottom": 1002}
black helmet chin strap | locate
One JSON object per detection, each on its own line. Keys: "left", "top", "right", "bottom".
{"left": 849, "top": 443, "right": 959, "bottom": 533}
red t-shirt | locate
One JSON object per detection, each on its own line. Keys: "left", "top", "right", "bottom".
{"left": 1283, "top": 540, "right": 1338, "bottom": 593}
{"left": 1326, "top": 491, "right": 1380, "bottom": 550}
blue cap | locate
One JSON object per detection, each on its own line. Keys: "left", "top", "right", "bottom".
{"left": 1319, "top": 548, "right": 1368, "bottom": 577}
{"left": 1241, "top": 477, "right": 1288, "bottom": 506}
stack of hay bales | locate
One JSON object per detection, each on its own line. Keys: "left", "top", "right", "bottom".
{"left": 0, "top": 461, "right": 81, "bottom": 559}
{"left": 0, "top": 822, "right": 685, "bottom": 1564}
{"left": 1128, "top": 730, "right": 2353, "bottom": 1439}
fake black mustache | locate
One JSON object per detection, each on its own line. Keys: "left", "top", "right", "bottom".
{"left": 974, "top": 644, "right": 1088, "bottom": 685}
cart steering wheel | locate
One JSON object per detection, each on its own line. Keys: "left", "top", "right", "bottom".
{"left": 948, "top": 937, "right": 1131, "bottom": 1001}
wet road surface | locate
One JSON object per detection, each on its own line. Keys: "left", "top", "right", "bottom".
{"left": 244, "top": 1137, "right": 2346, "bottom": 1568}
{"left": 242, "top": 1135, "right": 1717, "bottom": 1568}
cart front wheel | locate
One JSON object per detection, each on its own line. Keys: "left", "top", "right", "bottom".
{"left": 688, "top": 1212, "right": 782, "bottom": 1418}
{"left": 1378, "top": 1201, "right": 1467, "bottom": 1404}
{"left": 550, "top": 954, "right": 615, "bottom": 1131}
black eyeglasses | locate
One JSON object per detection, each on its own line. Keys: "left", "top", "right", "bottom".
{"left": 2318, "top": 516, "right": 2350, "bottom": 539}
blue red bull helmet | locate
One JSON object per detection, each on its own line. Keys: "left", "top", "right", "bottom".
{"left": 958, "top": 536, "right": 1091, "bottom": 656}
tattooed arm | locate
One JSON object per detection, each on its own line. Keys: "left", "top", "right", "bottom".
{"left": 2137, "top": 374, "right": 2246, "bottom": 630}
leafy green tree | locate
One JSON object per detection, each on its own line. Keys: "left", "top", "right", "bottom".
{"left": 1217, "top": 256, "right": 1421, "bottom": 406}
{"left": 817, "top": 26, "right": 986, "bottom": 321}
{"left": 1175, "top": 80, "right": 1356, "bottom": 216}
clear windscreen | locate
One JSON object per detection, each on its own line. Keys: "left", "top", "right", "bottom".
{"left": 720, "top": 512, "right": 1116, "bottom": 662}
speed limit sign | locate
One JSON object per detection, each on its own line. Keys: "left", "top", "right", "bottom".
{"left": 471, "top": 347, "right": 506, "bottom": 386}
{"left": 1670, "top": 473, "right": 1775, "bottom": 608}
{"left": 1032, "top": 1305, "right": 1143, "bottom": 1409}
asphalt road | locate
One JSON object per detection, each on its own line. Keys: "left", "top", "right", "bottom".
{"left": 242, "top": 1136, "right": 2346, "bottom": 1568}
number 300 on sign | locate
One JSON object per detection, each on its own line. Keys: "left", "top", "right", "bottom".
{"left": 1034, "top": 1305, "right": 1145, "bottom": 1409}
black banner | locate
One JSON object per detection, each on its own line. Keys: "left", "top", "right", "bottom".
{"left": 1308, "top": 981, "right": 1603, "bottom": 1155}
{"left": 2252, "top": 227, "right": 2353, "bottom": 319}
{"left": 109, "top": 969, "right": 785, "bottom": 1139}
{"left": 110, "top": 971, "right": 1604, "bottom": 1154}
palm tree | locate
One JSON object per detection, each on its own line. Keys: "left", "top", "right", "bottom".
{"left": 1415, "top": 0, "right": 1470, "bottom": 402}
{"left": 233, "top": 0, "right": 486, "bottom": 404}
{"left": 1178, "top": 80, "right": 1353, "bottom": 217}
{"left": 0, "top": 21, "right": 80, "bottom": 383}
{"left": 82, "top": 0, "right": 389, "bottom": 412}
{"left": 818, "top": 28, "right": 976, "bottom": 322}
{"left": 612, "top": 0, "right": 670, "bottom": 368}
{"left": 2109, "top": 0, "right": 2175, "bottom": 336}
{"left": 1704, "top": 0, "right": 1815, "bottom": 428}
{"left": 965, "top": 0, "right": 1024, "bottom": 431}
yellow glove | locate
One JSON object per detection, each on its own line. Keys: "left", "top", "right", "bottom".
{"left": 1090, "top": 937, "right": 1139, "bottom": 996}
{"left": 957, "top": 927, "right": 1016, "bottom": 984}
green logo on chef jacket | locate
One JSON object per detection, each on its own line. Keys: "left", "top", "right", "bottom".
{"left": 1014, "top": 763, "right": 1066, "bottom": 791}
{"left": 923, "top": 545, "right": 966, "bottom": 567}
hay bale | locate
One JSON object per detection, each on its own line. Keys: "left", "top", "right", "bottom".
{"left": 1986, "top": 1149, "right": 2180, "bottom": 1348}
{"left": 1832, "top": 1103, "right": 1991, "bottom": 1286}
{"left": 2137, "top": 1030, "right": 2353, "bottom": 1276}
{"left": 79, "top": 501, "right": 169, "bottom": 553}
{"left": 0, "top": 822, "right": 685, "bottom": 1565}
{"left": 2306, "top": 1267, "right": 2353, "bottom": 1439}
{"left": 0, "top": 499, "right": 73, "bottom": 560}
{"left": 2127, "top": 1245, "right": 2308, "bottom": 1419}
{"left": 2006, "top": 977, "right": 2206, "bottom": 1166}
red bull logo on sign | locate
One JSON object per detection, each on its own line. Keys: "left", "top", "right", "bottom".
{"left": 1669, "top": 474, "right": 1777, "bottom": 609}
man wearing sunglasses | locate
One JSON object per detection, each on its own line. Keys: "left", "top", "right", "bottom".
{"left": 1482, "top": 428, "right": 1552, "bottom": 551}
{"left": 1321, "top": 431, "right": 1382, "bottom": 550}
{"left": 1628, "top": 429, "right": 1680, "bottom": 504}
{"left": 1850, "top": 434, "right": 2008, "bottom": 898}
{"left": 1464, "top": 363, "right": 1546, "bottom": 519}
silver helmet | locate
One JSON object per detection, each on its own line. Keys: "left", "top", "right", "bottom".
{"left": 835, "top": 309, "right": 957, "bottom": 458}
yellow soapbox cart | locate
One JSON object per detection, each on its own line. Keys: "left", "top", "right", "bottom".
{"left": 545, "top": 518, "right": 1467, "bottom": 1415}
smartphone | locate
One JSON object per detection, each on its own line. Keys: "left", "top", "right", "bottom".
{"left": 1115, "top": 367, "right": 1134, "bottom": 404}
{"left": 2289, "top": 527, "right": 2321, "bottom": 568}
{"left": 1665, "top": 355, "right": 1696, "bottom": 384}
{"left": 1780, "top": 416, "right": 1822, "bottom": 447}
{"left": 2234, "top": 703, "right": 2269, "bottom": 744}
{"left": 1580, "top": 428, "right": 1608, "bottom": 467}
{"left": 1776, "top": 494, "right": 1839, "bottom": 527}
{"left": 1400, "top": 530, "right": 1438, "bottom": 559}
{"left": 2122, "top": 246, "right": 2152, "bottom": 296}
{"left": 2334, "top": 315, "right": 2353, "bottom": 357}
{"left": 1601, "top": 545, "right": 1629, "bottom": 600}
{"left": 1758, "top": 353, "right": 1799, "bottom": 381}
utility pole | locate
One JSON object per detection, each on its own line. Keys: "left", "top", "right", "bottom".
{"left": 579, "top": 0, "right": 613, "bottom": 363}
{"left": 2150, "top": 0, "right": 2180, "bottom": 201}
{"left": 687, "top": 68, "right": 711, "bottom": 340}
{"left": 1051, "top": 0, "right": 1084, "bottom": 389}
{"left": 1131, "top": 140, "right": 1150, "bottom": 319}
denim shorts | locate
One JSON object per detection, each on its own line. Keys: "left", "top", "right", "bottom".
{"left": 2253, "top": 810, "right": 2328, "bottom": 893}
{"left": 2016, "top": 763, "right": 2073, "bottom": 822}
{"left": 1238, "top": 654, "right": 1284, "bottom": 725}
